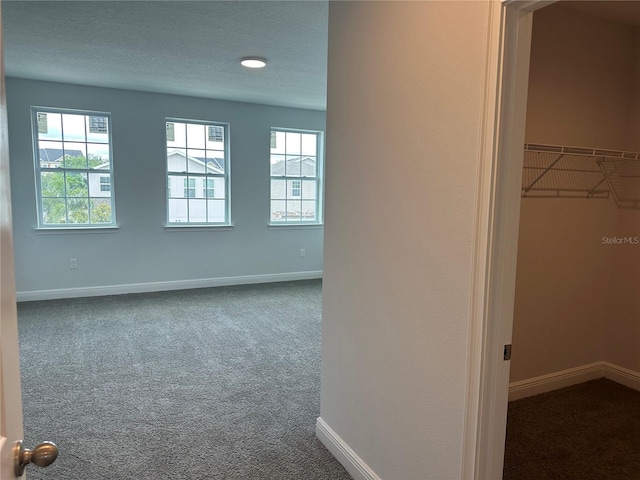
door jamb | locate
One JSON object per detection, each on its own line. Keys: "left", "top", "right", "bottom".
{"left": 463, "top": 1, "right": 555, "bottom": 479}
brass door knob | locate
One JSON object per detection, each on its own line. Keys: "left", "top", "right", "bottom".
{"left": 13, "top": 440, "right": 58, "bottom": 477}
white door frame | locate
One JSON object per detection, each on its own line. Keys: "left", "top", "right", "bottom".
{"left": 462, "top": 1, "right": 555, "bottom": 479}
{"left": 1, "top": 1, "right": 27, "bottom": 478}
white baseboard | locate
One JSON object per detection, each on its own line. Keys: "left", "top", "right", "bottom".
{"left": 316, "top": 417, "right": 381, "bottom": 480}
{"left": 16, "top": 271, "right": 323, "bottom": 302}
{"left": 601, "top": 362, "right": 640, "bottom": 392}
{"left": 509, "top": 361, "right": 640, "bottom": 401}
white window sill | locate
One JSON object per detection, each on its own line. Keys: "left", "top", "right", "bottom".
{"left": 164, "top": 224, "right": 234, "bottom": 231}
{"left": 35, "top": 226, "right": 119, "bottom": 234}
{"left": 268, "top": 223, "right": 323, "bottom": 229}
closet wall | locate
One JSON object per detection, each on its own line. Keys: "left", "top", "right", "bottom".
{"left": 510, "top": 3, "right": 640, "bottom": 383}
{"left": 608, "top": 22, "right": 640, "bottom": 370}
{"left": 607, "top": 28, "right": 640, "bottom": 372}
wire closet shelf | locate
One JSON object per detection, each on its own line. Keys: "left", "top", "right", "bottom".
{"left": 522, "top": 143, "right": 640, "bottom": 209}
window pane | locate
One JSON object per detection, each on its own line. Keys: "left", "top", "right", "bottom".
{"left": 301, "top": 157, "right": 317, "bottom": 177}
{"left": 168, "top": 198, "right": 188, "bottom": 223}
{"left": 63, "top": 143, "right": 87, "bottom": 169}
{"left": 67, "top": 198, "right": 89, "bottom": 224}
{"left": 186, "top": 123, "right": 206, "bottom": 149}
{"left": 286, "top": 155, "right": 301, "bottom": 177}
{"left": 184, "top": 177, "right": 196, "bottom": 198}
{"left": 166, "top": 122, "right": 175, "bottom": 142}
{"left": 302, "top": 200, "right": 317, "bottom": 221}
{"left": 206, "top": 126, "right": 224, "bottom": 149}
{"left": 87, "top": 143, "right": 110, "bottom": 169}
{"left": 287, "top": 179, "right": 301, "bottom": 199}
{"left": 270, "top": 155, "right": 286, "bottom": 176}
{"left": 187, "top": 149, "right": 207, "bottom": 173}
{"left": 39, "top": 140, "right": 64, "bottom": 168}
{"left": 207, "top": 200, "right": 226, "bottom": 223}
{"left": 37, "top": 112, "right": 62, "bottom": 141}
{"left": 62, "top": 114, "right": 86, "bottom": 142}
{"left": 66, "top": 172, "right": 88, "bottom": 197}
{"left": 42, "top": 198, "right": 67, "bottom": 224}
{"left": 167, "top": 149, "right": 187, "bottom": 173}
{"left": 287, "top": 199, "right": 302, "bottom": 221}
{"left": 205, "top": 153, "right": 225, "bottom": 174}
{"left": 188, "top": 199, "right": 207, "bottom": 222}
{"left": 301, "top": 133, "right": 317, "bottom": 156}
{"left": 271, "top": 200, "right": 286, "bottom": 221}
{"left": 271, "top": 131, "right": 286, "bottom": 154}
{"left": 203, "top": 178, "right": 215, "bottom": 198}
{"left": 40, "top": 172, "right": 66, "bottom": 198}
{"left": 302, "top": 179, "right": 317, "bottom": 199}
{"left": 168, "top": 176, "right": 186, "bottom": 198}
{"left": 285, "top": 131, "right": 301, "bottom": 155}
{"left": 90, "top": 198, "right": 112, "bottom": 224}
{"left": 271, "top": 179, "right": 286, "bottom": 199}
{"left": 213, "top": 177, "right": 226, "bottom": 199}
{"left": 168, "top": 122, "right": 186, "bottom": 148}
{"left": 88, "top": 173, "right": 112, "bottom": 197}
{"left": 86, "top": 116, "right": 109, "bottom": 143}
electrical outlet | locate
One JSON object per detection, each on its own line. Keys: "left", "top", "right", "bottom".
{"left": 300, "top": 248, "right": 306, "bottom": 257}
{"left": 69, "top": 258, "right": 78, "bottom": 269}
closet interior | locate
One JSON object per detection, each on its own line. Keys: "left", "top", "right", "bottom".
{"left": 510, "top": 1, "right": 640, "bottom": 397}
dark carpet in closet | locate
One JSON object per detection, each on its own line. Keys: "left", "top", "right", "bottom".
{"left": 503, "top": 378, "right": 640, "bottom": 479}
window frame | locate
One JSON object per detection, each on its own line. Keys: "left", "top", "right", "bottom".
{"left": 269, "top": 127, "right": 324, "bottom": 225}
{"left": 165, "top": 118, "right": 231, "bottom": 226}
{"left": 31, "top": 106, "right": 116, "bottom": 229}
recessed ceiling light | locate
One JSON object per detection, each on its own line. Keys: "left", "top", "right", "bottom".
{"left": 241, "top": 57, "right": 267, "bottom": 69}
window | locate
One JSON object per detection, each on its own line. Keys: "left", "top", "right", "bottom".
{"left": 166, "top": 119, "right": 230, "bottom": 224}
{"left": 32, "top": 108, "right": 115, "bottom": 226}
{"left": 270, "top": 129, "right": 323, "bottom": 223}
{"left": 184, "top": 178, "right": 196, "bottom": 198}
{"left": 204, "top": 178, "right": 215, "bottom": 198}
{"left": 89, "top": 116, "right": 108, "bottom": 134}
{"left": 291, "top": 179, "right": 301, "bottom": 197}
{"left": 208, "top": 126, "right": 223, "bottom": 142}
{"left": 99, "top": 176, "right": 111, "bottom": 192}
{"left": 166, "top": 122, "right": 175, "bottom": 142}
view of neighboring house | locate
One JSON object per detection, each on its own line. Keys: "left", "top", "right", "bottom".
{"left": 39, "top": 147, "right": 112, "bottom": 198}
{"left": 270, "top": 155, "right": 318, "bottom": 221}
{"left": 166, "top": 149, "right": 226, "bottom": 223}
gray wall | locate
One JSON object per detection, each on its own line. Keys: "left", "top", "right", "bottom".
{"left": 7, "top": 78, "right": 325, "bottom": 298}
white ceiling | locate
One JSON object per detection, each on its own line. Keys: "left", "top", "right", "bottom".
{"left": 2, "top": 0, "right": 329, "bottom": 110}
{"left": 2, "top": 1, "right": 638, "bottom": 112}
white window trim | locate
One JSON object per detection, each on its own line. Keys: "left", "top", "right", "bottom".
{"left": 165, "top": 117, "right": 231, "bottom": 226}
{"left": 31, "top": 106, "right": 117, "bottom": 229}
{"left": 269, "top": 127, "right": 324, "bottom": 226}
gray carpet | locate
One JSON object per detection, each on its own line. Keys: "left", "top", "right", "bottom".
{"left": 503, "top": 378, "right": 640, "bottom": 480}
{"left": 18, "top": 280, "right": 352, "bottom": 479}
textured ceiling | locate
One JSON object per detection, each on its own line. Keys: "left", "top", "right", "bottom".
{"left": 2, "top": 1, "right": 637, "bottom": 112}
{"left": 2, "top": 0, "right": 329, "bottom": 110}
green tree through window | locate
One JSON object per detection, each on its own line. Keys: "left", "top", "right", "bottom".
{"left": 34, "top": 109, "right": 115, "bottom": 226}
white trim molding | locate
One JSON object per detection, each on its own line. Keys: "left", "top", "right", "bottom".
{"left": 509, "top": 362, "right": 640, "bottom": 401}
{"left": 316, "top": 417, "right": 381, "bottom": 480}
{"left": 16, "top": 271, "right": 322, "bottom": 302}
{"left": 601, "top": 362, "right": 640, "bottom": 392}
